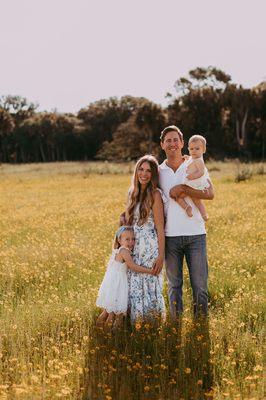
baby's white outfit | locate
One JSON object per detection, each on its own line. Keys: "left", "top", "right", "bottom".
{"left": 96, "top": 247, "right": 128, "bottom": 314}
{"left": 183, "top": 156, "right": 210, "bottom": 190}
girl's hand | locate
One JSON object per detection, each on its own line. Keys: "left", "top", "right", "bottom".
{"left": 152, "top": 256, "right": 164, "bottom": 275}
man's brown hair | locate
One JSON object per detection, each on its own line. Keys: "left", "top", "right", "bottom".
{"left": 160, "top": 125, "right": 183, "bottom": 142}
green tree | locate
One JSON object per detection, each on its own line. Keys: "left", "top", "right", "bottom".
{"left": 167, "top": 66, "right": 265, "bottom": 159}
{"left": 0, "top": 95, "right": 38, "bottom": 126}
{"left": 251, "top": 82, "right": 266, "bottom": 160}
{"left": 168, "top": 67, "right": 229, "bottom": 157}
{"left": 222, "top": 85, "right": 256, "bottom": 159}
{"left": 0, "top": 109, "right": 15, "bottom": 162}
{"left": 97, "top": 100, "right": 166, "bottom": 161}
{"left": 16, "top": 112, "right": 83, "bottom": 162}
{"left": 0, "top": 95, "right": 38, "bottom": 162}
{"left": 78, "top": 96, "right": 150, "bottom": 159}
{"left": 172, "top": 66, "right": 231, "bottom": 99}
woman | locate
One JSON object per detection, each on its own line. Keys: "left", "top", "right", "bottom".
{"left": 125, "top": 155, "right": 165, "bottom": 322}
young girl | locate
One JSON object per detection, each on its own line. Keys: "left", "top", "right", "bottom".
{"left": 177, "top": 134, "right": 210, "bottom": 221}
{"left": 96, "top": 225, "right": 156, "bottom": 328}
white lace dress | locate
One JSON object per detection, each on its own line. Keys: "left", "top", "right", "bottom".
{"left": 128, "top": 204, "right": 165, "bottom": 322}
{"left": 96, "top": 247, "right": 128, "bottom": 314}
{"left": 183, "top": 156, "right": 210, "bottom": 190}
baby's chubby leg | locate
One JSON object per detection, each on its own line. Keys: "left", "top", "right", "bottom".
{"left": 192, "top": 198, "right": 208, "bottom": 221}
{"left": 177, "top": 197, "right": 193, "bottom": 217}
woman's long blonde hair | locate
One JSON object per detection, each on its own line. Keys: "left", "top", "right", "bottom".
{"left": 126, "top": 155, "right": 159, "bottom": 226}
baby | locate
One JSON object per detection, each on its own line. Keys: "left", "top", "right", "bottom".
{"left": 177, "top": 134, "right": 210, "bottom": 221}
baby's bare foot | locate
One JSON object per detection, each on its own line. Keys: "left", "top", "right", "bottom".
{"left": 185, "top": 205, "right": 193, "bottom": 217}
{"left": 96, "top": 310, "right": 108, "bottom": 327}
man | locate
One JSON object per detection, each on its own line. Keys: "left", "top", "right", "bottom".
{"left": 157, "top": 125, "right": 214, "bottom": 318}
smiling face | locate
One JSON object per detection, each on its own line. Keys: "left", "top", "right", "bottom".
{"left": 188, "top": 139, "right": 205, "bottom": 159}
{"left": 137, "top": 161, "right": 152, "bottom": 188}
{"left": 160, "top": 130, "right": 184, "bottom": 158}
{"left": 119, "top": 230, "right": 135, "bottom": 251}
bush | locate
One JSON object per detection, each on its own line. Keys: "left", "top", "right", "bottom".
{"left": 256, "top": 165, "right": 265, "bottom": 175}
{"left": 235, "top": 168, "right": 253, "bottom": 182}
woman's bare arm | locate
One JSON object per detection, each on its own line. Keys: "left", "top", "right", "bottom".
{"left": 152, "top": 190, "right": 165, "bottom": 274}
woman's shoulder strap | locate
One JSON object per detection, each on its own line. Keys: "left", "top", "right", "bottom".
{"left": 155, "top": 188, "right": 162, "bottom": 195}
{"left": 154, "top": 188, "right": 163, "bottom": 201}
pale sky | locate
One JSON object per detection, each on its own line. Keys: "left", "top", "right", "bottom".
{"left": 0, "top": 0, "right": 265, "bottom": 113}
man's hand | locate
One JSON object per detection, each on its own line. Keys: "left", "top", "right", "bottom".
{"left": 202, "top": 180, "right": 214, "bottom": 200}
{"left": 170, "top": 180, "right": 214, "bottom": 201}
{"left": 152, "top": 256, "right": 164, "bottom": 275}
{"left": 169, "top": 185, "right": 185, "bottom": 201}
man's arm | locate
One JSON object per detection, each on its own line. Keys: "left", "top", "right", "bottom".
{"left": 169, "top": 179, "right": 214, "bottom": 200}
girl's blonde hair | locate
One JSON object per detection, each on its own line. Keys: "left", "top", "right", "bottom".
{"left": 113, "top": 226, "right": 134, "bottom": 249}
{"left": 188, "top": 135, "right": 207, "bottom": 152}
{"left": 126, "top": 155, "right": 159, "bottom": 226}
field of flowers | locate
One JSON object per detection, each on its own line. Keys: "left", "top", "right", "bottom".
{"left": 0, "top": 161, "right": 265, "bottom": 399}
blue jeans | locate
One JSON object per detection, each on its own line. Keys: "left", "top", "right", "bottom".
{"left": 165, "top": 234, "right": 208, "bottom": 317}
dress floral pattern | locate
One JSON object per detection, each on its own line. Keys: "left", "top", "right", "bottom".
{"left": 128, "top": 203, "right": 165, "bottom": 322}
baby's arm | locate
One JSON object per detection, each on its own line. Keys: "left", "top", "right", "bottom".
{"left": 119, "top": 249, "right": 155, "bottom": 275}
{"left": 186, "top": 159, "right": 205, "bottom": 180}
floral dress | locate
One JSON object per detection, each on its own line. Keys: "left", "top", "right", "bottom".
{"left": 128, "top": 203, "right": 165, "bottom": 322}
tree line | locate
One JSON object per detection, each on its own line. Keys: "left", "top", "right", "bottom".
{"left": 0, "top": 67, "right": 265, "bottom": 163}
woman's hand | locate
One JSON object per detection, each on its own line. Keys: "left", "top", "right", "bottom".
{"left": 152, "top": 256, "right": 164, "bottom": 275}
{"left": 119, "top": 212, "right": 126, "bottom": 226}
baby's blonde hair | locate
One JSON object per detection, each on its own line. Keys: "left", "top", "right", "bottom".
{"left": 188, "top": 135, "right": 207, "bottom": 152}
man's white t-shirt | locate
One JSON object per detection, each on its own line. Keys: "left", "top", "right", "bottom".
{"left": 159, "top": 159, "right": 206, "bottom": 237}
